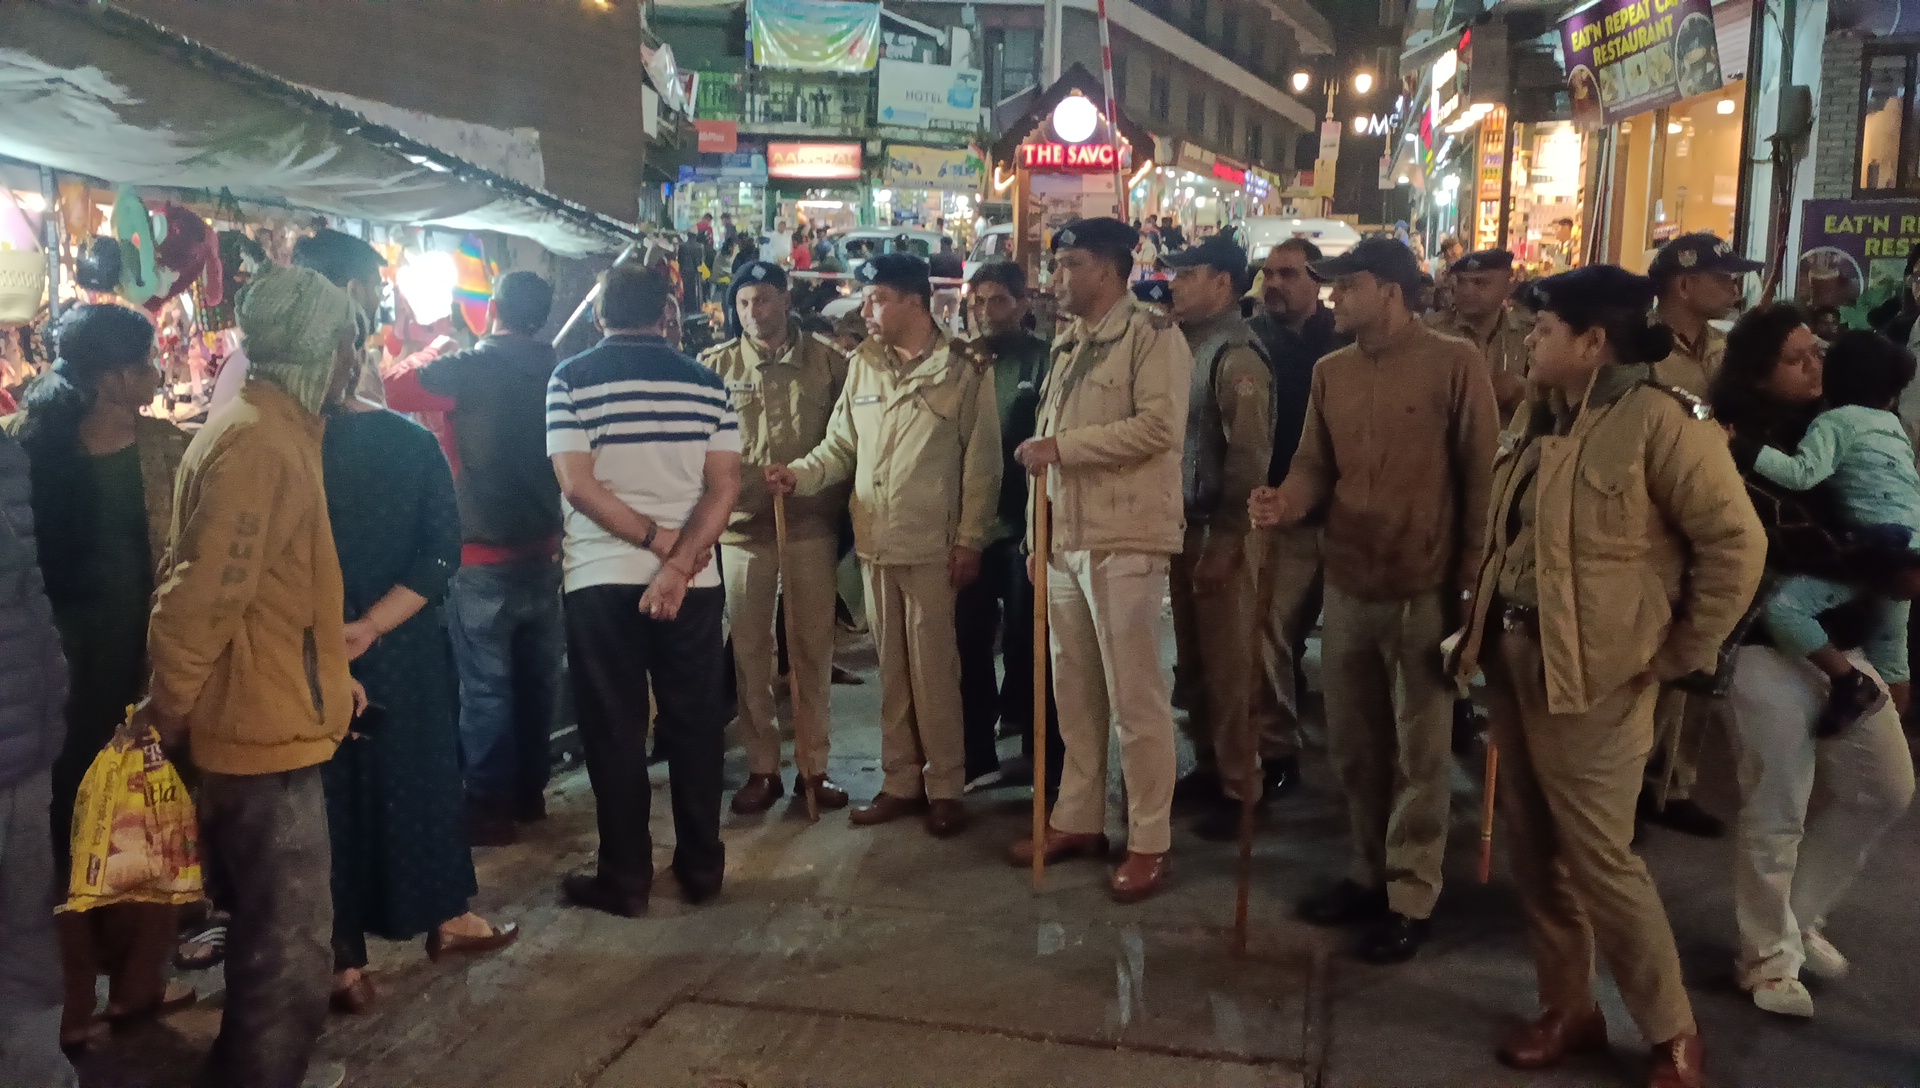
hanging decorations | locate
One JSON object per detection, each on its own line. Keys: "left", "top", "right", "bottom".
{"left": 146, "top": 204, "right": 222, "bottom": 313}
{"left": 110, "top": 186, "right": 159, "bottom": 305}
{"left": 454, "top": 235, "right": 494, "bottom": 336}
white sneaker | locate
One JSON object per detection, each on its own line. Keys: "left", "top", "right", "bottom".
{"left": 963, "top": 769, "right": 1005, "bottom": 794}
{"left": 1801, "top": 930, "right": 1851, "bottom": 980}
{"left": 1747, "top": 975, "right": 1815, "bottom": 1019}
{"left": 301, "top": 1061, "right": 347, "bottom": 1088}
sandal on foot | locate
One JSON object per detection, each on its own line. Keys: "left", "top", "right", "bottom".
{"left": 174, "top": 922, "right": 227, "bottom": 972}
{"left": 426, "top": 920, "right": 520, "bottom": 962}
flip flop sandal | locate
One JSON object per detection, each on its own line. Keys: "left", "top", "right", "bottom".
{"left": 174, "top": 924, "right": 227, "bottom": 971}
{"left": 102, "top": 981, "right": 198, "bottom": 1028}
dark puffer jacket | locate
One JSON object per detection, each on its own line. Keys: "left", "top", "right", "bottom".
{"left": 0, "top": 430, "right": 68, "bottom": 789}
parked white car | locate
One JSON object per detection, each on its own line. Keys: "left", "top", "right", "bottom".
{"left": 963, "top": 222, "right": 1014, "bottom": 281}
{"left": 1239, "top": 217, "right": 1362, "bottom": 262}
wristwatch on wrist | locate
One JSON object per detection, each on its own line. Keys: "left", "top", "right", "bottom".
{"left": 639, "top": 521, "right": 658, "bottom": 551}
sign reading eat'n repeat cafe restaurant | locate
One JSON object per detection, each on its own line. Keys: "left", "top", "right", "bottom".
{"left": 1559, "top": 0, "right": 1724, "bottom": 128}
{"left": 1796, "top": 199, "right": 1920, "bottom": 326}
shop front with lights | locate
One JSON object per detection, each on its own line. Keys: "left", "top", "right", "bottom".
{"left": 874, "top": 143, "right": 986, "bottom": 239}
{"left": 673, "top": 145, "right": 771, "bottom": 233}
{"left": 767, "top": 140, "right": 868, "bottom": 233}
{"left": 1130, "top": 143, "right": 1258, "bottom": 233}
{"left": 1563, "top": 0, "right": 1752, "bottom": 271}
{"left": 987, "top": 65, "right": 1156, "bottom": 284}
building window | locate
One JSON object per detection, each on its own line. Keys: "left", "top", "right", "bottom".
{"left": 1246, "top": 122, "right": 1264, "bottom": 164}
{"left": 1188, "top": 89, "right": 1207, "bottom": 135}
{"left": 1189, "top": 0, "right": 1209, "bottom": 39}
{"left": 1859, "top": 50, "right": 1917, "bottom": 193}
{"left": 987, "top": 27, "right": 1041, "bottom": 107}
{"left": 1217, "top": 99, "right": 1234, "bottom": 147}
{"left": 1220, "top": 9, "right": 1239, "bottom": 60}
{"left": 1151, "top": 69, "right": 1172, "bottom": 118}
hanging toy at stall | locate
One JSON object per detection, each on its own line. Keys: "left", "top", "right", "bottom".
{"left": 59, "top": 181, "right": 98, "bottom": 244}
{"left": 0, "top": 191, "right": 46, "bottom": 326}
{"left": 145, "top": 204, "right": 223, "bottom": 315}
{"left": 453, "top": 235, "right": 494, "bottom": 337}
{"left": 201, "top": 230, "right": 267, "bottom": 333}
{"left": 110, "top": 186, "right": 159, "bottom": 306}
{"left": 76, "top": 236, "right": 124, "bottom": 295}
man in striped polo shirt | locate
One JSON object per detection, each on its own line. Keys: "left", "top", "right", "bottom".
{"left": 546, "top": 264, "right": 743, "bottom": 917}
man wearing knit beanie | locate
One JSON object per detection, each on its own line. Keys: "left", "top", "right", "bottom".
{"left": 141, "top": 265, "right": 360, "bottom": 1088}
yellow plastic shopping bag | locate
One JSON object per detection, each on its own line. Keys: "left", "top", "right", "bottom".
{"left": 63, "top": 716, "right": 203, "bottom": 912}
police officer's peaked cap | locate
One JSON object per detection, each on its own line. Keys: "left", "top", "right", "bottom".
{"left": 1051, "top": 218, "right": 1138, "bottom": 259}
{"left": 1647, "top": 232, "right": 1763, "bottom": 289}
{"left": 734, "top": 261, "right": 789, "bottom": 292}
{"left": 1521, "top": 265, "right": 1658, "bottom": 318}
{"left": 1163, "top": 235, "right": 1251, "bottom": 277}
{"left": 1452, "top": 249, "right": 1514, "bottom": 274}
{"left": 1133, "top": 279, "right": 1172, "bottom": 304}
{"left": 857, "top": 252, "right": 933, "bottom": 299}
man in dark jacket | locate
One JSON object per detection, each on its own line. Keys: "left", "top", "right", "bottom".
{"left": 1239, "top": 237, "right": 1344, "bottom": 800}
{"left": 954, "top": 261, "right": 1060, "bottom": 794}
{"left": 410, "top": 271, "right": 567, "bottom": 845}
{"left": 0, "top": 430, "right": 76, "bottom": 1087}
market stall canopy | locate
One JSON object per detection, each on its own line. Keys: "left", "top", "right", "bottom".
{"left": 0, "top": 0, "right": 643, "bottom": 258}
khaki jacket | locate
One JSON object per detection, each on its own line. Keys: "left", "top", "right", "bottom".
{"left": 1276, "top": 319, "right": 1499, "bottom": 601}
{"left": 148, "top": 382, "right": 352, "bottom": 776}
{"left": 791, "top": 328, "right": 1001, "bottom": 566}
{"left": 1425, "top": 307, "right": 1533, "bottom": 381}
{"left": 1458, "top": 365, "right": 1766, "bottom": 715}
{"left": 701, "top": 325, "right": 851, "bottom": 544}
{"left": 1030, "top": 298, "right": 1194, "bottom": 557}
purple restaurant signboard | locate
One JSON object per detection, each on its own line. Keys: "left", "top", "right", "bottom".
{"left": 1559, "top": 0, "right": 1724, "bottom": 129}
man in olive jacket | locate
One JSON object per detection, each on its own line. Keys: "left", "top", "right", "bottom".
{"left": 142, "top": 267, "right": 359, "bottom": 1088}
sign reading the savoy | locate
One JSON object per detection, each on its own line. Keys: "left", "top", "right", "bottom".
{"left": 1559, "top": 0, "right": 1723, "bottom": 128}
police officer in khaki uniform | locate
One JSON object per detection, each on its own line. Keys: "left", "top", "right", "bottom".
{"left": 1010, "top": 218, "right": 1193, "bottom": 904}
{"left": 701, "top": 261, "right": 852, "bottom": 816}
{"left": 1162, "top": 235, "right": 1274, "bottom": 841}
{"left": 1427, "top": 248, "right": 1534, "bottom": 420}
{"left": 1454, "top": 266, "right": 1763, "bottom": 1088}
{"left": 767, "top": 253, "right": 1001, "bottom": 838}
{"left": 1642, "top": 233, "right": 1765, "bottom": 838}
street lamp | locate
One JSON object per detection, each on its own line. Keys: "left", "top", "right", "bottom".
{"left": 1353, "top": 72, "right": 1374, "bottom": 95}
{"left": 1291, "top": 67, "right": 1376, "bottom": 122}
{"left": 1291, "top": 71, "right": 1313, "bottom": 94}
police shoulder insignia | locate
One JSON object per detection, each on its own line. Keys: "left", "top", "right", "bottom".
{"left": 699, "top": 337, "right": 738, "bottom": 360}
{"left": 1645, "top": 381, "right": 1712, "bottom": 421}
{"left": 1138, "top": 306, "right": 1174, "bottom": 332}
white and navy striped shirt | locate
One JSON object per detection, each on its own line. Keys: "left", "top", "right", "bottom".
{"left": 546, "top": 333, "right": 741, "bottom": 591}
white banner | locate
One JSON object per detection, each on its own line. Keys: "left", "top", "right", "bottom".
{"left": 876, "top": 59, "right": 982, "bottom": 131}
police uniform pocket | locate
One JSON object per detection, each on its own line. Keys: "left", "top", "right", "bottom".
{"left": 917, "top": 380, "right": 964, "bottom": 420}
{"left": 1579, "top": 463, "right": 1639, "bottom": 543}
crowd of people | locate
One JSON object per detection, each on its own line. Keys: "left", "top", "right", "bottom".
{"left": 0, "top": 211, "right": 1914, "bottom": 1088}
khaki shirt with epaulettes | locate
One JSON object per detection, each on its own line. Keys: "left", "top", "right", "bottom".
{"left": 1651, "top": 322, "right": 1727, "bottom": 398}
{"left": 701, "top": 324, "right": 851, "bottom": 544}
{"left": 1425, "top": 306, "right": 1534, "bottom": 383}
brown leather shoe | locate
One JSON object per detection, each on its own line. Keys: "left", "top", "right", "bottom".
{"left": 925, "top": 798, "right": 970, "bottom": 838}
{"left": 329, "top": 973, "right": 375, "bottom": 1015}
{"left": 795, "top": 775, "right": 850, "bottom": 811}
{"left": 1497, "top": 1005, "right": 1608, "bottom": 1070}
{"left": 1006, "top": 830, "right": 1110, "bottom": 867}
{"left": 1648, "top": 1034, "right": 1704, "bottom": 1088}
{"left": 1109, "top": 851, "right": 1170, "bottom": 903}
{"left": 730, "top": 773, "right": 785, "bottom": 815}
{"left": 849, "top": 792, "right": 928, "bottom": 826}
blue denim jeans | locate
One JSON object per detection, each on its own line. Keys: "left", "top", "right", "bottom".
{"left": 0, "top": 770, "right": 76, "bottom": 1088}
{"left": 1764, "top": 573, "right": 1912, "bottom": 685}
{"left": 450, "top": 558, "right": 565, "bottom": 809}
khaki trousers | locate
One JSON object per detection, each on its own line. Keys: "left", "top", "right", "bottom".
{"left": 1320, "top": 584, "right": 1454, "bottom": 918}
{"left": 1484, "top": 629, "right": 1696, "bottom": 1046}
{"left": 1247, "top": 525, "right": 1324, "bottom": 759}
{"left": 1648, "top": 685, "right": 1712, "bottom": 802}
{"left": 722, "top": 535, "right": 839, "bottom": 778}
{"left": 1048, "top": 550, "right": 1177, "bottom": 855}
{"left": 1171, "top": 526, "right": 1264, "bottom": 799}
{"left": 862, "top": 561, "right": 967, "bottom": 801}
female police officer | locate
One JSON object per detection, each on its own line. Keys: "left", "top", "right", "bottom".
{"left": 1451, "top": 266, "right": 1765, "bottom": 1088}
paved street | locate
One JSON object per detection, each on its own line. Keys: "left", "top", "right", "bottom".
{"left": 76, "top": 634, "right": 1920, "bottom": 1088}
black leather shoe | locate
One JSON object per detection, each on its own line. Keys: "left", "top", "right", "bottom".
{"left": 1262, "top": 755, "right": 1300, "bottom": 800}
{"left": 1359, "top": 912, "right": 1431, "bottom": 964}
{"left": 1638, "top": 790, "right": 1725, "bottom": 839}
{"left": 1192, "top": 798, "right": 1252, "bottom": 843}
{"left": 1172, "top": 767, "right": 1224, "bottom": 809}
{"left": 561, "top": 872, "right": 648, "bottom": 918}
{"left": 1298, "top": 879, "right": 1389, "bottom": 927}
{"left": 672, "top": 866, "right": 724, "bottom": 906}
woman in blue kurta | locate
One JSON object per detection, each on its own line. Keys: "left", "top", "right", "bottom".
{"left": 321, "top": 391, "right": 517, "bottom": 1012}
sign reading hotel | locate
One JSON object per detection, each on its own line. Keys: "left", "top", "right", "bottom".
{"left": 1559, "top": 0, "right": 1724, "bottom": 128}
{"left": 767, "top": 141, "right": 863, "bottom": 180}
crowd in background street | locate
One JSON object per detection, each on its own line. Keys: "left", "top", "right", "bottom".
{"left": 0, "top": 210, "right": 1915, "bottom": 1088}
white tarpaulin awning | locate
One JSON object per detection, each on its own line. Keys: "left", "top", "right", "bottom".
{"left": 0, "top": 1, "right": 643, "bottom": 258}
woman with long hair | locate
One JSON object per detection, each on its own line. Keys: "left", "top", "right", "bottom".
{"left": 1452, "top": 266, "right": 1766, "bottom": 1088}
{"left": 9, "top": 302, "right": 195, "bottom": 1050}
{"left": 319, "top": 344, "right": 517, "bottom": 1015}
{"left": 1709, "top": 306, "right": 1916, "bottom": 1019}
